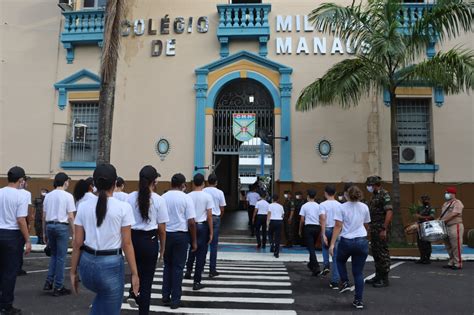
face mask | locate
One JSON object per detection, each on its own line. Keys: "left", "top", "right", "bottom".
{"left": 338, "top": 196, "right": 343, "bottom": 202}
{"left": 284, "top": 194, "right": 288, "bottom": 199}
{"left": 92, "top": 186, "right": 97, "bottom": 193}
{"left": 295, "top": 195, "right": 301, "bottom": 200}
{"left": 41, "top": 192, "right": 47, "bottom": 197}
{"left": 367, "top": 186, "right": 374, "bottom": 193}
{"left": 444, "top": 193, "right": 452, "bottom": 201}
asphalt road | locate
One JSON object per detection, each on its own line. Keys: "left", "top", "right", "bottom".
{"left": 11, "top": 253, "right": 474, "bottom": 314}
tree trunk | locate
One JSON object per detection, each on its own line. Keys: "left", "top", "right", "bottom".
{"left": 97, "top": 0, "right": 123, "bottom": 165}
{"left": 389, "top": 93, "right": 405, "bottom": 243}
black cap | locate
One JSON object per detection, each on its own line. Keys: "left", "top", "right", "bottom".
{"left": 7, "top": 166, "right": 26, "bottom": 182}
{"left": 139, "top": 165, "right": 160, "bottom": 181}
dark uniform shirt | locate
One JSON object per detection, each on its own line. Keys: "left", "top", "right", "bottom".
{"left": 416, "top": 205, "right": 435, "bottom": 223}
{"left": 283, "top": 199, "right": 295, "bottom": 215}
{"left": 369, "top": 188, "right": 392, "bottom": 228}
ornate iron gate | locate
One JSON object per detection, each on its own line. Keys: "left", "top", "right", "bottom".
{"left": 213, "top": 79, "right": 274, "bottom": 154}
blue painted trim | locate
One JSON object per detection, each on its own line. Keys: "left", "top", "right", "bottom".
{"left": 383, "top": 89, "right": 391, "bottom": 106}
{"left": 60, "top": 161, "right": 97, "bottom": 170}
{"left": 194, "top": 51, "right": 294, "bottom": 181}
{"left": 53, "top": 69, "right": 100, "bottom": 110}
{"left": 400, "top": 164, "right": 439, "bottom": 173}
{"left": 434, "top": 87, "right": 444, "bottom": 107}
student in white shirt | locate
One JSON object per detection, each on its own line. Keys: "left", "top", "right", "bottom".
{"left": 18, "top": 177, "right": 32, "bottom": 277}
{"left": 319, "top": 185, "right": 343, "bottom": 287}
{"left": 253, "top": 191, "right": 269, "bottom": 249}
{"left": 184, "top": 173, "right": 214, "bottom": 291}
{"left": 42, "top": 172, "right": 76, "bottom": 296}
{"left": 267, "top": 194, "right": 284, "bottom": 258}
{"left": 113, "top": 177, "right": 129, "bottom": 202}
{"left": 126, "top": 165, "right": 168, "bottom": 313}
{"left": 329, "top": 185, "right": 370, "bottom": 309}
{"left": 299, "top": 189, "right": 326, "bottom": 276}
{"left": 70, "top": 164, "right": 139, "bottom": 314}
{"left": 203, "top": 174, "right": 226, "bottom": 278}
{"left": 73, "top": 177, "right": 96, "bottom": 209}
{"left": 246, "top": 185, "right": 260, "bottom": 236}
{"left": 0, "top": 166, "right": 31, "bottom": 315}
{"left": 162, "top": 173, "right": 197, "bottom": 309}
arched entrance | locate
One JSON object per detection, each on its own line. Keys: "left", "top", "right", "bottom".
{"left": 213, "top": 78, "right": 274, "bottom": 209}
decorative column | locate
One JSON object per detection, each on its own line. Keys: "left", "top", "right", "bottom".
{"left": 279, "top": 69, "right": 293, "bottom": 181}
{"left": 194, "top": 69, "right": 209, "bottom": 174}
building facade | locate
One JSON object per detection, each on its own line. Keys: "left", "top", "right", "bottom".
{"left": 1, "top": 0, "right": 473, "bottom": 222}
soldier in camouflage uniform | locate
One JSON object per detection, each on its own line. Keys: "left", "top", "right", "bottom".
{"left": 415, "top": 195, "right": 435, "bottom": 264}
{"left": 283, "top": 191, "right": 295, "bottom": 248}
{"left": 365, "top": 176, "right": 393, "bottom": 288}
{"left": 293, "top": 191, "right": 305, "bottom": 246}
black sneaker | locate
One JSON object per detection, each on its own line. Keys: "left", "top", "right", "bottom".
{"left": 372, "top": 279, "right": 389, "bottom": 288}
{"left": 365, "top": 277, "right": 379, "bottom": 285}
{"left": 209, "top": 270, "right": 220, "bottom": 278}
{"left": 17, "top": 270, "right": 27, "bottom": 276}
{"left": 339, "top": 281, "right": 351, "bottom": 293}
{"left": 320, "top": 268, "right": 330, "bottom": 276}
{"left": 184, "top": 271, "right": 192, "bottom": 279}
{"left": 170, "top": 302, "right": 180, "bottom": 309}
{"left": 52, "top": 287, "right": 71, "bottom": 297}
{"left": 270, "top": 245, "right": 275, "bottom": 253}
{"left": 306, "top": 262, "right": 312, "bottom": 271}
{"left": 0, "top": 306, "right": 22, "bottom": 315}
{"left": 126, "top": 291, "right": 139, "bottom": 309}
{"left": 421, "top": 260, "right": 431, "bottom": 265}
{"left": 193, "top": 282, "right": 204, "bottom": 291}
{"left": 43, "top": 281, "right": 53, "bottom": 291}
{"left": 329, "top": 282, "right": 339, "bottom": 289}
{"left": 162, "top": 298, "right": 171, "bottom": 306}
{"left": 274, "top": 253, "right": 280, "bottom": 258}
{"left": 352, "top": 300, "right": 364, "bottom": 309}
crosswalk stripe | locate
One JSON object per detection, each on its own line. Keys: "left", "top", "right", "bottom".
{"left": 194, "top": 269, "right": 288, "bottom": 275}
{"left": 124, "top": 283, "right": 292, "bottom": 294}
{"left": 215, "top": 262, "right": 286, "bottom": 267}
{"left": 156, "top": 266, "right": 287, "bottom": 271}
{"left": 145, "top": 294, "right": 294, "bottom": 304}
{"left": 152, "top": 278, "right": 291, "bottom": 286}
{"left": 153, "top": 272, "right": 289, "bottom": 280}
{"left": 122, "top": 304, "right": 298, "bottom": 314}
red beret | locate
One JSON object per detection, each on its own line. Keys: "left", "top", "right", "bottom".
{"left": 446, "top": 187, "right": 457, "bottom": 194}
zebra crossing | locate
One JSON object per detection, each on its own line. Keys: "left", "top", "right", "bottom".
{"left": 121, "top": 260, "right": 296, "bottom": 314}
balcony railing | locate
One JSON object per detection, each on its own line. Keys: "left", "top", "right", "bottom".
{"left": 398, "top": 3, "right": 434, "bottom": 30}
{"left": 60, "top": 141, "right": 98, "bottom": 169}
{"left": 216, "top": 4, "right": 271, "bottom": 57}
{"left": 60, "top": 9, "right": 105, "bottom": 63}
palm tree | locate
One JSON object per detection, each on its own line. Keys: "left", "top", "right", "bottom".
{"left": 296, "top": 0, "right": 473, "bottom": 242}
{"left": 97, "top": 0, "right": 126, "bottom": 164}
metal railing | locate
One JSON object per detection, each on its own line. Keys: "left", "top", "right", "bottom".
{"left": 61, "top": 141, "right": 98, "bottom": 163}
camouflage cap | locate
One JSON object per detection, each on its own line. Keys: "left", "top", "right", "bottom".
{"left": 366, "top": 176, "right": 382, "bottom": 185}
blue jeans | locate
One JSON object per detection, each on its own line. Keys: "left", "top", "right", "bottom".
{"left": 46, "top": 223, "right": 70, "bottom": 288}
{"left": 322, "top": 227, "right": 340, "bottom": 283}
{"left": 209, "top": 216, "right": 220, "bottom": 272}
{"left": 162, "top": 232, "right": 189, "bottom": 305}
{"left": 0, "top": 229, "right": 23, "bottom": 309}
{"left": 336, "top": 237, "right": 369, "bottom": 301}
{"left": 185, "top": 223, "right": 210, "bottom": 283}
{"left": 79, "top": 252, "right": 124, "bottom": 315}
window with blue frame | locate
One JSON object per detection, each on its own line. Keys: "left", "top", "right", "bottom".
{"left": 62, "top": 102, "right": 99, "bottom": 165}
{"left": 83, "top": 0, "right": 106, "bottom": 9}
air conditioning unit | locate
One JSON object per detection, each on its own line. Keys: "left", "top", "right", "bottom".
{"left": 400, "top": 146, "right": 426, "bottom": 164}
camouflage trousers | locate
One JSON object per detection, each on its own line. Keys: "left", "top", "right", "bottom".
{"left": 283, "top": 213, "right": 294, "bottom": 245}
{"left": 370, "top": 229, "right": 391, "bottom": 280}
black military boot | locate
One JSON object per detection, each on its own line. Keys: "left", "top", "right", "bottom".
{"left": 373, "top": 277, "right": 389, "bottom": 288}
{"left": 365, "top": 276, "right": 379, "bottom": 285}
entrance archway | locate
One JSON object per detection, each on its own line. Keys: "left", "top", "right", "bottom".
{"left": 213, "top": 78, "right": 274, "bottom": 210}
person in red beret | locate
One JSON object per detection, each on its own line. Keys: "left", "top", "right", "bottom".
{"left": 438, "top": 186, "right": 464, "bottom": 270}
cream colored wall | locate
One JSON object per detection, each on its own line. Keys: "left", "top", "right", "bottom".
{"left": 1, "top": 0, "right": 473, "bottom": 184}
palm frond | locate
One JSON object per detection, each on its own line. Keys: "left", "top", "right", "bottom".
{"left": 101, "top": 0, "right": 125, "bottom": 83}
{"left": 399, "top": 48, "right": 474, "bottom": 94}
{"left": 296, "top": 58, "right": 384, "bottom": 111}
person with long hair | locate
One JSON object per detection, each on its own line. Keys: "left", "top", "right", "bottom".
{"left": 73, "top": 177, "right": 96, "bottom": 209}
{"left": 126, "top": 166, "right": 168, "bottom": 314}
{"left": 329, "top": 185, "right": 371, "bottom": 309}
{"left": 70, "top": 164, "right": 139, "bottom": 314}
{"left": 113, "top": 177, "right": 129, "bottom": 202}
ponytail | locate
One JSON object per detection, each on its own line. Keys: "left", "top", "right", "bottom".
{"left": 73, "top": 179, "right": 88, "bottom": 203}
{"left": 137, "top": 177, "right": 151, "bottom": 222}
{"left": 94, "top": 177, "right": 115, "bottom": 227}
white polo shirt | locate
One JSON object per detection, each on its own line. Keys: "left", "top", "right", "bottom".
{"left": 188, "top": 191, "right": 214, "bottom": 223}
{"left": 75, "top": 197, "right": 135, "bottom": 250}
{"left": 43, "top": 189, "right": 76, "bottom": 223}
{"left": 319, "top": 200, "right": 343, "bottom": 228}
{"left": 300, "top": 201, "right": 324, "bottom": 225}
{"left": 113, "top": 191, "right": 129, "bottom": 202}
{"left": 268, "top": 202, "right": 284, "bottom": 220}
{"left": 255, "top": 199, "right": 270, "bottom": 215}
{"left": 162, "top": 190, "right": 196, "bottom": 232}
{"left": 335, "top": 201, "right": 371, "bottom": 239}
{"left": 127, "top": 191, "right": 169, "bottom": 231}
{"left": 19, "top": 189, "right": 32, "bottom": 205}
{"left": 0, "top": 187, "right": 29, "bottom": 230}
{"left": 76, "top": 192, "right": 97, "bottom": 209}
{"left": 203, "top": 187, "right": 226, "bottom": 216}
{"left": 246, "top": 191, "right": 260, "bottom": 206}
